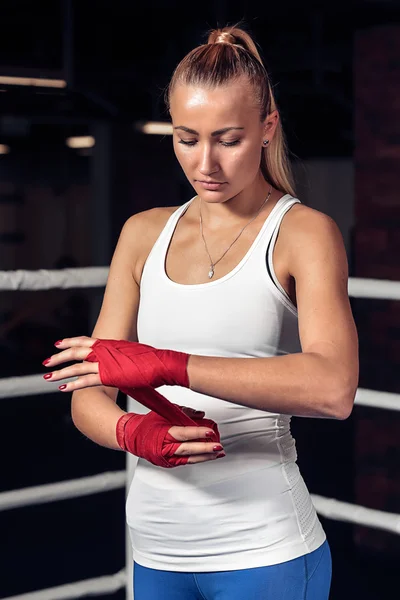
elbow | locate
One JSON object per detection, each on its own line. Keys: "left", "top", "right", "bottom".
{"left": 333, "top": 397, "right": 354, "bottom": 420}
{"left": 324, "top": 378, "right": 358, "bottom": 420}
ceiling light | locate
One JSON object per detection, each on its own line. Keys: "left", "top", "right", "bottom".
{"left": 0, "top": 76, "right": 66, "bottom": 88}
{"left": 135, "top": 121, "right": 173, "bottom": 135}
{"left": 66, "top": 136, "right": 95, "bottom": 149}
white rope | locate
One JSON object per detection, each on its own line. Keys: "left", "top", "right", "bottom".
{"left": 1, "top": 372, "right": 399, "bottom": 411}
{"left": 1, "top": 467, "right": 399, "bottom": 536}
{"left": 355, "top": 388, "right": 400, "bottom": 411}
{"left": 1, "top": 569, "right": 126, "bottom": 600}
{"left": 0, "top": 267, "right": 109, "bottom": 291}
{"left": 1, "top": 268, "right": 400, "bottom": 300}
{"left": 0, "top": 374, "right": 76, "bottom": 398}
{"left": 311, "top": 494, "right": 400, "bottom": 535}
{"left": 0, "top": 502, "right": 399, "bottom": 600}
{"left": 348, "top": 277, "right": 400, "bottom": 300}
{"left": 0, "top": 471, "right": 126, "bottom": 511}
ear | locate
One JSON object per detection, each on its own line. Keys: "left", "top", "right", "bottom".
{"left": 262, "top": 110, "right": 279, "bottom": 144}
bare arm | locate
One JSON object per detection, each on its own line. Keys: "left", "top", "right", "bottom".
{"left": 187, "top": 208, "right": 359, "bottom": 420}
{"left": 71, "top": 214, "right": 143, "bottom": 449}
{"left": 70, "top": 209, "right": 224, "bottom": 462}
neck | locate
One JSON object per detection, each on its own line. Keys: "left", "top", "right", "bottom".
{"left": 196, "top": 174, "right": 273, "bottom": 230}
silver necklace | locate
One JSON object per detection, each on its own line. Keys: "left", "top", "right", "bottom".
{"left": 199, "top": 186, "right": 273, "bottom": 279}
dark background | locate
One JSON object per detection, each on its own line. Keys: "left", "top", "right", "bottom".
{"left": 0, "top": 1, "right": 400, "bottom": 599}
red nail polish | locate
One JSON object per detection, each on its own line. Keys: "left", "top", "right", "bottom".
{"left": 216, "top": 453, "right": 226, "bottom": 459}
{"left": 213, "top": 445, "right": 223, "bottom": 452}
{"left": 43, "top": 374, "right": 52, "bottom": 380}
{"left": 55, "top": 340, "right": 63, "bottom": 346}
{"left": 205, "top": 431, "right": 215, "bottom": 438}
{"left": 59, "top": 385, "right": 67, "bottom": 390}
{"left": 42, "top": 358, "right": 51, "bottom": 366}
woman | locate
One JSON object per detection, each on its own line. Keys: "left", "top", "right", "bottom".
{"left": 43, "top": 25, "right": 359, "bottom": 600}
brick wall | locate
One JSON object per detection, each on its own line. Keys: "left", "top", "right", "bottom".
{"left": 354, "top": 24, "right": 400, "bottom": 556}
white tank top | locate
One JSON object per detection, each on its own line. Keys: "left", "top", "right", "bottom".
{"left": 126, "top": 194, "right": 326, "bottom": 572}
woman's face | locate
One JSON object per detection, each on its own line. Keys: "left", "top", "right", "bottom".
{"left": 169, "top": 79, "right": 274, "bottom": 203}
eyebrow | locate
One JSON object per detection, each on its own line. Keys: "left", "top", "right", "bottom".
{"left": 174, "top": 126, "right": 244, "bottom": 136}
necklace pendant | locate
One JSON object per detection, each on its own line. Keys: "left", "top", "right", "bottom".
{"left": 208, "top": 266, "right": 214, "bottom": 279}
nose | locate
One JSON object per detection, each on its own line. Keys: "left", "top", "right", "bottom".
{"left": 198, "top": 143, "right": 219, "bottom": 176}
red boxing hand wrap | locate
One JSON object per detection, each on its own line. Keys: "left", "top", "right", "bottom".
{"left": 116, "top": 411, "right": 187, "bottom": 468}
{"left": 85, "top": 339, "right": 190, "bottom": 390}
{"left": 116, "top": 406, "right": 219, "bottom": 468}
{"left": 85, "top": 340, "right": 220, "bottom": 467}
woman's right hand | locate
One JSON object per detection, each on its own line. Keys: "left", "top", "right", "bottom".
{"left": 168, "top": 406, "right": 225, "bottom": 464}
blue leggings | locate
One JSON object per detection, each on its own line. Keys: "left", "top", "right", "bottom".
{"left": 133, "top": 540, "right": 332, "bottom": 600}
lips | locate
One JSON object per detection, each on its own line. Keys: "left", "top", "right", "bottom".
{"left": 198, "top": 180, "right": 224, "bottom": 184}
{"left": 196, "top": 180, "right": 226, "bottom": 190}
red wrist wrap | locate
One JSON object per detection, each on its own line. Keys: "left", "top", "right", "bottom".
{"left": 85, "top": 340, "right": 220, "bottom": 468}
{"left": 85, "top": 338, "right": 190, "bottom": 389}
{"left": 115, "top": 411, "right": 185, "bottom": 468}
{"left": 115, "top": 388, "right": 220, "bottom": 468}
{"left": 116, "top": 408, "right": 218, "bottom": 468}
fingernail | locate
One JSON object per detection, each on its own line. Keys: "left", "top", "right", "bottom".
{"left": 205, "top": 431, "right": 214, "bottom": 438}
{"left": 194, "top": 410, "right": 204, "bottom": 414}
{"left": 43, "top": 373, "right": 52, "bottom": 380}
{"left": 213, "top": 445, "right": 223, "bottom": 452}
{"left": 59, "top": 385, "right": 67, "bottom": 390}
{"left": 42, "top": 358, "right": 51, "bottom": 366}
{"left": 216, "top": 453, "right": 226, "bottom": 459}
{"left": 55, "top": 340, "right": 63, "bottom": 346}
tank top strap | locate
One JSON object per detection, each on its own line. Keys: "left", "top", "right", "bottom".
{"left": 264, "top": 195, "right": 301, "bottom": 305}
{"left": 267, "top": 195, "right": 301, "bottom": 246}
{"left": 163, "top": 197, "right": 196, "bottom": 242}
{"left": 255, "top": 194, "right": 300, "bottom": 253}
{"left": 139, "top": 197, "right": 196, "bottom": 288}
{"left": 144, "top": 197, "right": 196, "bottom": 264}
{"left": 269, "top": 195, "right": 301, "bottom": 235}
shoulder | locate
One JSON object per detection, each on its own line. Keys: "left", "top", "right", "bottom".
{"left": 282, "top": 202, "right": 343, "bottom": 243}
{"left": 119, "top": 205, "right": 180, "bottom": 251}
{"left": 120, "top": 205, "right": 181, "bottom": 285}
{"left": 280, "top": 202, "right": 348, "bottom": 277}
{"left": 284, "top": 203, "right": 340, "bottom": 235}
{"left": 123, "top": 205, "right": 179, "bottom": 236}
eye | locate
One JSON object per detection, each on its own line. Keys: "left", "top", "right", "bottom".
{"left": 178, "top": 139, "right": 197, "bottom": 146}
{"left": 220, "top": 140, "right": 240, "bottom": 147}
{"left": 178, "top": 139, "right": 241, "bottom": 147}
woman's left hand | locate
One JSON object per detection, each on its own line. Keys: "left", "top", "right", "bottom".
{"left": 42, "top": 336, "right": 101, "bottom": 392}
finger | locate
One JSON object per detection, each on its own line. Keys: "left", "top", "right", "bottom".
{"left": 168, "top": 426, "right": 218, "bottom": 442}
{"left": 180, "top": 406, "right": 205, "bottom": 418}
{"left": 58, "top": 374, "right": 102, "bottom": 392}
{"left": 187, "top": 453, "right": 226, "bottom": 464}
{"left": 174, "top": 441, "right": 224, "bottom": 456}
{"left": 54, "top": 336, "right": 97, "bottom": 349}
{"left": 43, "top": 347, "right": 93, "bottom": 367}
{"left": 43, "top": 362, "right": 99, "bottom": 382}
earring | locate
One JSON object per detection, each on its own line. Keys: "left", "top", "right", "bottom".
{"left": 263, "top": 139, "right": 269, "bottom": 146}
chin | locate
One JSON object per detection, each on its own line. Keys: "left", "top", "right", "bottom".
{"left": 197, "top": 192, "right": 230, "bottom": 204}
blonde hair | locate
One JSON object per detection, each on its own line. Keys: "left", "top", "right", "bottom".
{"left": 166, "top": 24, "right": 296, "bottom": 196}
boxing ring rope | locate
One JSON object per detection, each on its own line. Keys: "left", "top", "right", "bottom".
{"left": 1, "top": 267, "right": 399, "bottom": 600}
{"left": 3, "top": 571, "right": 127, "bottom": 600}
{"left": 2, "top": 268, "right": 400, "bottom": 299}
